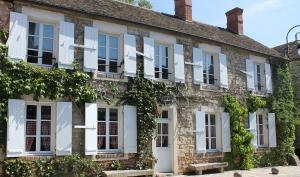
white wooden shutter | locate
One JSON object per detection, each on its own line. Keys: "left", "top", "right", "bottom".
{"left": 56, "top": 102, "right": 72, "bottom": 156}
{"left": 249, "top": 112, "right": 257, "bottom": 148}
{"left": 124, "top": 34, "right": 137, "bottom": 77}
{"left": 85, "top": 103, "right": 98, "bottom": 155}
{"left": 7, "top": 12, "right": 28, "bottom": 61}
{"left": 193, "top": 48, "right": 203, "bottom": 85}
{"left": 124, "top": 105, "right": 137, "bottom": 153}
{"left": 221, "top": 112, "right": 231, "bottom": 152}
{"left": 265, "top": 63, "right": 273, "bottom": 94}
{"left": 84, "top": 26, "right": 98, "bottom": 72}
{"left": 174, "top": 44, "right": 185, "bottom": 83}
{"left": 7, "top": 99, "right": 25, "bottom": 157}
{"left": 196, "top": 111, "right": 206, "bottom": 153}
{"left": 143, "top": 37, "right": 155, "bottom": 79}
{"left": 268, "top": 113, "right": 276, "bottom": 147}
{"left": 219, "top": 54, "right": 229, "bottom": 89}
{"left": 246, "top": 59, "right": 255, "bottom": 91}
{"left": 58, "top": 21, "right": 75, "bottom": 69}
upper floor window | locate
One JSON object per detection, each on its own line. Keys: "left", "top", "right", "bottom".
{"left": 155, "top": 44, "right": 169, "bottom": 80}
{"left": 203, "top": 53, "right": 215, "bottom": 85}
{"left": 98, "top": 33, "right": 119, "bottom": 74}
{"left": 205, "top": 113, "right": 216, "bottom": 150}
{"left": 25, "top": 104, "right": 53, "bottom": 153}
{"left": 254, "top": 63, "right": 264, "bottom": 92}
{"left": 27, "top": 22, "right": 54, "bottom": 66}
{"left": 97, "top": 107, "right": 119, "bottom": 151}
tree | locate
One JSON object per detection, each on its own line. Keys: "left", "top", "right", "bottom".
{"left": 116, "top": 0, "right": 152, "bottom": 9}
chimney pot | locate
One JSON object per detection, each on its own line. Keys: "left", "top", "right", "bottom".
{"left": 175, "top": 0, "right": 192, "bottom": 22}
{"left": 226, "top": 7, "right": 244, "bottom": 35}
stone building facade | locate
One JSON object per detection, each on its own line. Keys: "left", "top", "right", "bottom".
{"left": 0, "top": 0, "right": 283, "bottom": 174}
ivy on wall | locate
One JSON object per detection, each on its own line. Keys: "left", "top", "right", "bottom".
{"left": 121, "top": 62, "right": 182, "bottom": 169}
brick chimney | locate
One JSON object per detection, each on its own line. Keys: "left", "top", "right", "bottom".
{"left": 175, "top": 0, "right": 192, "bottom": 22}
{"left": 226, "top": 7, "right": 244, "bottom": 35}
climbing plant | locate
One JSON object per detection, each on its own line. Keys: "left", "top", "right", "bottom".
{"left": 121, "top": 63, "right": 182, "bottom": 169}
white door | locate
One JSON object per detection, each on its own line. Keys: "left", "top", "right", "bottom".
{"left": 155, "top": 110, "right": 172, "bottom": 173}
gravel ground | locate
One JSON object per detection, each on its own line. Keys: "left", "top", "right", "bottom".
{"left": 174, "top": 166, "right": 300, "bottom": 177}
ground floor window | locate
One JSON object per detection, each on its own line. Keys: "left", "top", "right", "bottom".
{"left": 205, "top": 113, "right": 216, "bottom": 150}
{"left": 156, "top": 110, "right": 169, "bottom": 148}
{"left": 257, "top": 114, "right": 265, "bottom": 147}
{"left": 97, "top": 107, "right": 119, "bottom": 151}
{"left": 25, "top": 104, "right": 52, "bottom": 153}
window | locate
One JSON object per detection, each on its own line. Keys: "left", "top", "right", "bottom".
{"left": 25, "top": 104, "right": 52, "bottom": 153}
{"left": 156, "top": 110, "right": 169, "bottom": 148}
{"left": 257, "top": 114, "right": 265, "bottom": 147}
{"left": 253, "top": 63, "right": 266, "bottom": 92}
{"left": 98, "top": 34, "right": 119, "bottom": 73}
{"left": 155, "top": 44, "right": 169, "bottom": 80}
{"left": 27, "top": 22, "right": 54, "bottom": 65}
{"left": 205, "top": 114, "right": 216, "bottom": 150}
{"left": 203, "top": 53, "right": 215, "bottom": 85}
{"left": 97, "top": 108, "right": 119, "bottom": 151}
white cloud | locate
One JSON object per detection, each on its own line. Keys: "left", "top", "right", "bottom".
{"left": 245, "top": 0, "right": 282, "bottom": 17}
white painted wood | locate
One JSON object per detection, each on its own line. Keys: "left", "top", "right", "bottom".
{"left": 196, "top": 111, "right": 206, "bottom": 153}
{"left": 124, "top": 34, "right": 137, "bottom": 77}
{"left": 192, "top": 48, "right": 203, "bottom": 85}
{"left": 124, "top": 105, "right": 137, "bottom": 153}
{"left": 221, "top": 112, "right": 231, "bottom": 152}
{"left": 246, "top": 59, "right": 255, "bottom": 91}
{"left": 8, "top": 12, "right": 28, "bottom": 61}
{"left": 7, "top": 99, "right": 26, "bottom": 157}
{"left": 268, "top": 113, "right": 277, "bottom": 147}
{"left": 174, "top": 44, "right": 185, "bottom": 83}
{"left": 56, "top": 102, "right": 72, "bottom": 156}
{"left": 84, "top": 26, "right": 98, "bottom": 72}
{"left": 249, "top": 112, "right": 257, "bottom": 148}
{"left": 58, "top": 21, "right": 75, "bottom": 69}
{"left": 265, "top": 63, "right": 273, "bottom": 94}
{"left": 219, "top": 54, "right": 229, "bottom": 89}
{"left": 143, "top": 37, "right": 155, "bottom": 79}
{"left": 85, "top": 103, "right": 98, "bottom": 155}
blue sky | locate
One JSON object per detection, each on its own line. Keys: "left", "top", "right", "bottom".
{"left": 149, "top": 0, "right": 298, "bottom": 48}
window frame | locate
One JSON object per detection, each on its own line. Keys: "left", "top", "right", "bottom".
{"left": 254, "top": 63, "right": 265, "bottom": 92}
{"left": 205, "top": 113, "right": 217, "bottom": 151}
{"left": 256, "top": 114, "right": 267, "bottom": 147}
{"left": 97, "top": 32, "right": 121, "bottom": 75}
{"left": 24, "top": 101, "right": 55, "bottom": 156}
{"left": 156, "top": 110, "right": 170, "bottom": 148}
{"left": 97, "top": 105, "right": 122, "bottom": 153}
{"left": 27, "top": 20, "right": 57, "bottom": 67}
{"left": 154, "top": 43, "right": 171, "bottom": 80}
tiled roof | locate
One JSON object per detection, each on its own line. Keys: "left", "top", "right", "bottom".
{"left": 19, "top": 0, "right": 283, "bottom": 58}
{"left": 273, "top": 42, "right": 300, "bottom": 60}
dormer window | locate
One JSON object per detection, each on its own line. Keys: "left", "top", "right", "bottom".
{"left": 27, "top": 22, "right": 54, "bottom": 66}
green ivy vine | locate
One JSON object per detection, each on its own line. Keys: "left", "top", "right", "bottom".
{"left": 121, "top": 62, "right": 182, "bottom": 169}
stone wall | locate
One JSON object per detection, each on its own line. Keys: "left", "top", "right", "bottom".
{"left": 0, "top": 1, "right": 277, "bottom": 174}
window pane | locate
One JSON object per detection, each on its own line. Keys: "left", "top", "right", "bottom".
{"left": 98, "top": 47, "right": 106, "bottom": 59}
{"left": 99, "top": 34, "right": 106, "bottom": 46}
{"left": 26, "top": 137, "right": 36, "bottom": 151}
{"left": 205, "top": 126, "right": 208, "bottom": 138}
{"left": 110, "top": 136, "right": 118, "bottom": 149}
{"left": 109, "top": 122, "right": 118, "bottom": 135}
{"left": 26, "top": 121, "right": 36, "bottom": 135}
{"left": 155, "top": 67, "right": 159, "bottom": 79}
{"left": 41, "top": 106, "right": 51, "bottom": 120}
{"left": 156, "top": 136, "right": 161, "bottom": 147}
{"left": 27, "top": 105, "right": 37, "bottom": 120}
{"left": 27, "top": 50, "right": 38, "bottom": 64}
{"left": 109, "top": 109, "right": 118, "bottom": 121}
{"left": 211, "top": 138, "right": 216, "bottom": 149}
{"left": 157, "top": 123, "right": 161, "bottom": 134}
{"left": 206, "top": 138, "right": 209, "bottom": 149}
{"left": 28, "top": 36, "right": 39, "bottom": 49}
{"left": 98, "top": 136, "right": 106, "bottom": 150}
{"left": 41, "top": 121, "right": 51, "bottom": 135}
{"left": 41, "top": 137, "right": 51, "bottom": 151}
{"left": 210, "top": 126, "right": 216, "bottom": 137}
{"left": 259, "top": 116, "right": 263, "bottom": 124}
{"left": 155, "top": 45, "right": 159, "bottom": 67}
{"left": 43, "top": 25, "right": 54, "bottom": 38}
{"left": 259, "top": 125, "right": 263, "bottom": 133}
{"left": 98, "top": 122, "right": 106, "bottom": 135}
{"left": 29, "top": 22, "right": 39, "bottom": 36}
{"left": 205, "top": 114, "right": 208, "bottom": 125}
{"left": 43, "top": 38, "right": 53, "bottom": 51}
{"left": 109, "top": 48, "right": 118, "bottom": 61}
{"left": 259, "top": 135, "right": 264, "bottom": 145}
{"left": 162, "top": 68, "right": 169, "bottom": 79}
{"left": 162, "top": 123, "right": 168, "bottom": 135}
{"left": 210, "top": 115, "right": 216, "bottom": 125}
{"left": 109, "top": 61, "right": 118, "bottom": 73}
{"left": 109, "top": 36, "right": 118, "bottom": 48}
{"left": 42, "top": 52, "right": 53, "bottom": 65}
{"left": 98, "top": 108, "right": 106, "bottom": 121}
{"left": 98, "top": 60, "right": 106, "bottom": 72}
{"left": 162, "top": 111, "right": 168, "bottom": 119}
{"left": 162, "top": 136, "right": 168, "bottom": 147}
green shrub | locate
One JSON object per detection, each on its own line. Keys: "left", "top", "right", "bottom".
{"left": 3, "top": 159, "right": 32, "bottom": 177}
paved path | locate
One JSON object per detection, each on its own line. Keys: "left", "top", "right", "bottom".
{"left": 175, "top": 166, "right": 300, "bottom": 177}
